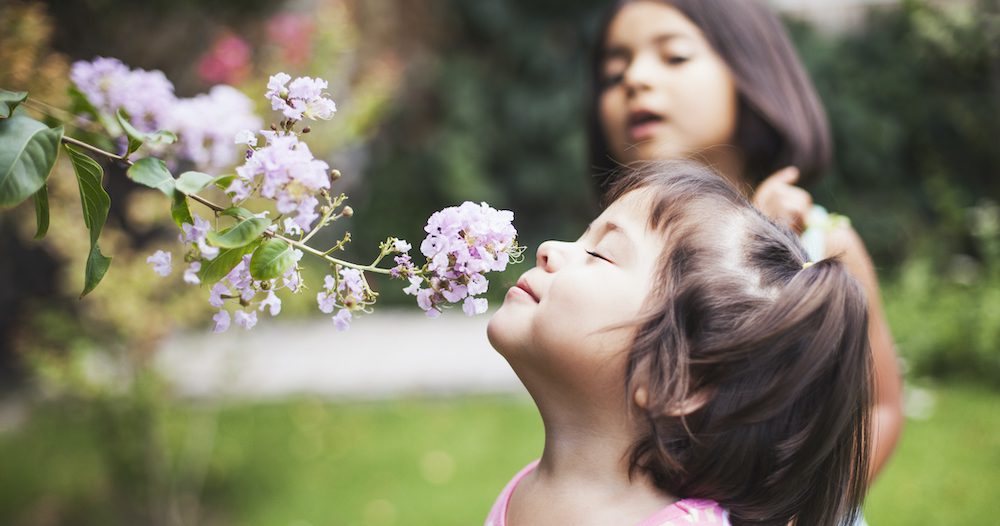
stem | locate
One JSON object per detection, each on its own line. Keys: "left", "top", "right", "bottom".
{"left": 188, "top": 193, "right": 226, "bottom": 213}
{"left": 272, "top": 232, "right": 393, "bottom": 275}
{"left": 62, "top": 135, "right": 129, "bottom": 164}
{"left": 22, "top": 100, "right": 105, "bottom": 134}
{"left": 300, "top": 206, "right": 337, "bottom": 245}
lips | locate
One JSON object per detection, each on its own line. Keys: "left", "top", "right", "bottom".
{"left": 515, "top": 277, "right": 540, "bottom": 303}
{"left": 627, "top": 109, "right": 665, "bottom": 142}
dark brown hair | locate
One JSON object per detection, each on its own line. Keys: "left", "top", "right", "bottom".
{"left": 588, "top": 0, "right": 832, "bottom": 194}
{"left": 609, "top": 160, "right": 871, "bottom": 526}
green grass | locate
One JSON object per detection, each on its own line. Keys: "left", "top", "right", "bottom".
{"left": 0, "top": 383, "right": 997, "bottom": 525}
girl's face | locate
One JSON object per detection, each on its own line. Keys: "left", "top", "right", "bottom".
{"left": 488, "top": 190, "right": 664, "bottom": 396}
{"left": 598, "top": 1, "right": 739, "bottom": 165}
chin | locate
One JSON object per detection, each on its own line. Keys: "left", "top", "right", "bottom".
{"left": 486, "top": 302, "right": 527, "bottom": 358}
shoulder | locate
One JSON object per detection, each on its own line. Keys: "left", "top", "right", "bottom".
{"left": 823, "top": 223, "right": 880, "bottom": 289}
{"left": 483, "top": 460, "right": 539, "bottom": 526}
{"left": 637, "top": 499, "right": 731, "bottom": 526}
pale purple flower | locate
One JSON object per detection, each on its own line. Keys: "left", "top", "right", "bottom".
{"left": 213, "top": 310, "right": 231, "bottom": 333}
{"left": 264, "top": 72, "right": 336, "bottom": 121}
{"left": 283, "top": 262, "right": 302, "bottom": 292}
{"left": 332, "top": 308, "right": 352, "bottom": 331}
{"left": 209, "top": 282, "right": 228, "bottom": 308}
{"left": 339, "top": 267, "right": 364, "bottom": 296}
{"left": 402, "top": 276, "right": 423, "bottom": 296}
{"left": 147, "top": 250, "right": 172, "bottom": 276}
{"left": 235, "top": 129, "right": 258, "bottom": 147}
{"left": 463, "top": 296, "right": 488, "bottom": 316}
{"left": 404, "top": 202, "right": 518, "bottom": 317}
{"left": 316, "top": 290, "right": 337, "bottom": 314}
{"left": 234, "top": 309, "right": 258, "bottom": 330}
{"left": 282, "top": 217, "right": 303, "bottom": 236}
{"left": 163, "top": 85, "right": 262, "bottom": 172}
{"left": 393, "top": 239, "right": 412, "bottom": 253}
{"left": 259, "top": 291, "right": 282, "bottom": 316}
{"left": 184, "top": 261, "right": 202, "bottom": 285}
{"left": 181, "top": 214, "right": 219, "bottom": 259}
{"left": 71, "top": 57, "right": 176, "bottom": 133}
{"left": 230, "top": 134, "right": 330, "bottom": 231}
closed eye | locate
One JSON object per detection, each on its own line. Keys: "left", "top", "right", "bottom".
{"left": 587, "top": 250, "right": 612, "bottom": 263}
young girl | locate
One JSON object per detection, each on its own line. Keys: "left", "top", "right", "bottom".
{"left": 587, "top": 0, "right": 902, "bottom": 481}
{"left": 486, "top": 161, "right": 871, "bottom": 526}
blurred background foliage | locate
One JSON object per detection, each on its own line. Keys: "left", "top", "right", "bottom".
{"left": 1, "top": 0, "right": 998, "bottom": 524}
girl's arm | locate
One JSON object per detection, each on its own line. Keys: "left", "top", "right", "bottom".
{"left": 825, "top": 225, "right": 904, "bottom": 481}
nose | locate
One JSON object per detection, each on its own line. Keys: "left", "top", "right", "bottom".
{"left": 622, "top": 52, "right": 659, "bottom": 96}
{"left": 536, "top": 240, "right": 570, "bottom": 272}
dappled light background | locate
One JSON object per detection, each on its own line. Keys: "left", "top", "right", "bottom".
{"left": 1, "top": 0, "right": 998, "bottom": 524}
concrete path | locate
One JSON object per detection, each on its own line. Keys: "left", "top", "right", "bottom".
{"left": 155, "top": 310, "right": 527, "bottom": 400}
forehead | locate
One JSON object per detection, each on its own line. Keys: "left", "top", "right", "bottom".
{"left": 595, "top": 190, "right": 665, "bottom": 246}
{"left": 604, "top": 2, "right": 705, "bottom": 49}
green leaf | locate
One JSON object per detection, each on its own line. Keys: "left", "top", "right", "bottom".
{"left": 221, "top": 206, "right": 254, "bottom": 220}
{"left": 147, "top": 130, "right": 177, "bottom": 145}
{"left": 212, "top": 174, "right": 236, "bottom": 189}
{"left": 81, "top": 244, "right": 112, "bottom": 298}
{"left": 206, "top": 215, "right": 271, "bottom": 249}
{"left": 33, "top": 184, "right": 49, "bottom": 239}
{"left": 250, "top": 239, "right": 297, "bottom": 280}
{"left": 197, "top": 240, "right": 260, "bottom": 284}
{"left": 0, "top": 89, "right": 28, "bottom": 119}
{"left": 175, "top": 171, "right": 214, "bottom": 195}
{"left": 0, "top": 116, "right": 63, "bottom": 208}
{"left": 116, "top": 109, "right": 145, "bottom": 157}
{"left": 170, "top": 192, "right": 193, "bottom": 228}
{"left": 127, "top": 157, "right": 175, "bottom": 197}
{"left": 64, "top": 144, "right": 113, "bottom": 297}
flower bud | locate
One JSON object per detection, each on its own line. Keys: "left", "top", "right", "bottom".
{"left": 330, "top": 169, "right": 342, "bottom": 181}
{"left": 342, "top": 206, "right": 354, "bottom": 218}
{"left": 302, "top": 126, "right": 311, "bottom": 134}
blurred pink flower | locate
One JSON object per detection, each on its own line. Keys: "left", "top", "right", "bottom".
{"left": 267, "top": 13, "right": 314, "bottom": 66}
{"left": 197, "top": 31, "right": 252, "bottom": 85}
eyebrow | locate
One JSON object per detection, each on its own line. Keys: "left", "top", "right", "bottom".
{"left": 584, "top": 220, "right": 635, "bottom": 247}
{"left": 603, "top": 32, "right": 690, "bottom": 59}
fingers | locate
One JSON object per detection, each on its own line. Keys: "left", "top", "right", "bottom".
{"left": 787, "top": 187, "right": 813, "bottom": 235}
{"left": 772, "top": 166, "right": 800, "bottom": 185}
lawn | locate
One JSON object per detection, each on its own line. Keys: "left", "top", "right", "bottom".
{"left": 0, "top": 382, "right": 997, "bottom": 525}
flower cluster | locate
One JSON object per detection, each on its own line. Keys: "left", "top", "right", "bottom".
{"left": 264, "top": 73, "right": 337, "bottom": 122}
{"left": 70, "top": 57, "right": 260, "bottom": 173}
{"left": 71, "top": 57, "right": 175, "bottom": 133}
{"left": 228, "top": 133, "right": 331, "bottom": 232}
{"left": 400, "top": 202, "right": 521, "bottom": 318}
{"left": 316, "top": 267, "right": 373, "bottom": 331}
{"left": 137, "top": 69, "right": 520, "bottom": 332}
{"left": 162, "top": 85, "right": 262, "bottom": 173}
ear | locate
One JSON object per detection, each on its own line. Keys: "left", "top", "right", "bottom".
{"left": 633, "top": 385, "right": 650, "bottom": 409}
{"left": 663, "top": 389, "right": 711, "bottom": 417}
{"left": 632, "top": 384, "right": 711, "bottom": 416}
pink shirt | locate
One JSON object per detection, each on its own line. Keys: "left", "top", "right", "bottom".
{"left": 484, "top": 460, "right": 731, "bottom": 526}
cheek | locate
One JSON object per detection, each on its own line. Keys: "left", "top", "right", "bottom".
{"left": 530, "top": 278, "right": 644, "bottom": 361}
{"left": 678, "top": 62, "right": 739, "bottom": 146}
{"left": 598, "top": 92, "right": 629, "bottom": 161}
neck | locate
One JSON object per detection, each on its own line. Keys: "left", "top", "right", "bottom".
{"left": 697, "top": 147, "right": 752, "bottom": 196}
{"left": 523, "top": 377, "right": 674, "bottom": 504}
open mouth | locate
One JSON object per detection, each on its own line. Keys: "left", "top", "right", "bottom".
{"left": 627, "top": 110, "right": 665, "bottom": 141}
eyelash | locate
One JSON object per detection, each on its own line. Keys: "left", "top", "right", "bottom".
{"left": 587, "top": 250, "right": 611, "bottom": 263}
{"left": 601, "top": 55, "right": 690, "bottom": 88}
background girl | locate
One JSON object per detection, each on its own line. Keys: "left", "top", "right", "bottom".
{"left": 587, "top": 0, "right": 902, "bottom": 481}
{"left": 486, "top": 161, "right": 872, "bottom": 526}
